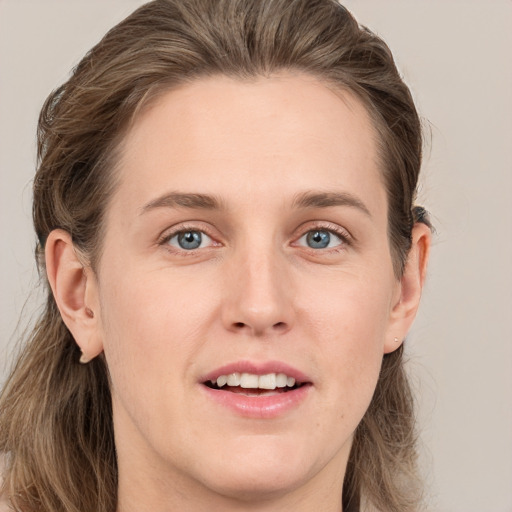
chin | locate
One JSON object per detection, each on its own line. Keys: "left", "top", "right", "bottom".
{"left": 202, "top": 464, "right": 309, "bottom": 502}
{"left": 189, "top": 437, "right": 325, "bottom": 502}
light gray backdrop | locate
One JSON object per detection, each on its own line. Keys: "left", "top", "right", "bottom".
{"left": 0, "top": 1, "right": 511, "bottom": 510}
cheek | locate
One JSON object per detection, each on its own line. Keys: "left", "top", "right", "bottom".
{"left": 96, "top": 267, "right": 218, "bottom": 444}
{"left": 298, "top": 269, "right": 394, "bottom": 405}
{"left": 301, "top": 267, "right": 394, "bottom": 347}
{"left": 100, "top": 268, "right": 209, "bottom": 342}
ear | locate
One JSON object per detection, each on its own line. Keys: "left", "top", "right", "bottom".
{"left": 45, "top": 229, "right": 104, "bottom": 362}
{"left": 384, "top": 222, "right": 431, "bottom": 354}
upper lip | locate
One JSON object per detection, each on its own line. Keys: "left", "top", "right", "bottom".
{"left": 200, "top": 360, "right": 311, "bottom": 384}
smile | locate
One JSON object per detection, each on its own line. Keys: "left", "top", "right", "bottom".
{"left": 207, "top": 372, "right": 298, "bottom": 392}
{"left": 200, "top": 362, "right": 312, "bottom": 418}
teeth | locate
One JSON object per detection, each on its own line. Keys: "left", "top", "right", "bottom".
{"left": 258, "top": 373, "right": 276, "bottom": 390}
{"left": 217, "top": 375, "right": 228, "bottom": 387}
{"left": 227, "top": 372, "right": 240, "bottom": 386}
{"left": 240, "top": 373, "right": 259, "bottom": 388}
{"left": 213, "top": 372, "right": 298, "bottom": 389}
{"left": 276, "top": 373, "right": 287, "bottom": 387}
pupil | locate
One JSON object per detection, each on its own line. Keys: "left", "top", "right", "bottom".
{"left": 307, "top": 230, "right": 330, "bottom": 249}
{"left": 178, "top": 231, "right": 202, "bottom": 250}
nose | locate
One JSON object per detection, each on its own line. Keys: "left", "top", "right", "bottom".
{"left": 221, "top": 246, "right": 294, "bottom": 337}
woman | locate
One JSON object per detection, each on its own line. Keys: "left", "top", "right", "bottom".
{"left": 0, "top": 0, "right": 431, "bottom": 511}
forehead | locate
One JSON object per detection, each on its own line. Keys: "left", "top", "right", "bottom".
{"left": 111, "top": 73, "right": 385, "bottom": 217}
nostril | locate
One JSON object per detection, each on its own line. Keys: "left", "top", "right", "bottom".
{"left": 229, "top": 320, "right": 289, "bottom": 334}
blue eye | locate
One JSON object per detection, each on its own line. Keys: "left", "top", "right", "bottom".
{"left": 167, "top": 230, "right": 212, "bottom": 250}
{"left": 298, "top": 229, "right": 342, "bottom": 249}
{"left": 307, "top": 230, "right": 330, "bottom": 248}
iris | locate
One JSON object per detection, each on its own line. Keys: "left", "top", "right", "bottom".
{"left": 306, "top": 230, "right": 331, "bottom": 249}
{"left": 178, "top": 231, "right": 202, "bottom": 250}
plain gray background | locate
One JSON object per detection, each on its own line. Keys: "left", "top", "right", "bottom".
{"left": 1, "top": 1, "right": 511, "bottom": 510}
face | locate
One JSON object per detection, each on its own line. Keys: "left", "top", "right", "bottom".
{"left": 92, "top": 74, "right": 404, "bottom": 506}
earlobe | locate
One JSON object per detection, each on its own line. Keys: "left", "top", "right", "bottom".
{"left": 384, "top": 222, "right": 431, "bottom": 354}
{"left": 45, "top": 229, "right": 104, "bottom": 362}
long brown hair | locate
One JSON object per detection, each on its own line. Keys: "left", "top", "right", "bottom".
{"left": 0, "top": 1, "right": 428, "bottom": 510}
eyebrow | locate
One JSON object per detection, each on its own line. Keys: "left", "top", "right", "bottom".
{"left": 140, "top": 192, "right": 224, "bottom": 214}
{"left": 292, "top": 191, "right": 372, "bottom": 217}
{"left": 140, "top": 190, "right": 371, "bottom": 217}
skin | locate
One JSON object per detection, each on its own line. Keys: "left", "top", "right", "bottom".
{"left": 46, "top": 73, "right": 430, "bottom": 512}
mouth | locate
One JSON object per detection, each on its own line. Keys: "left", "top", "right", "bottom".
{"left": 204, "top": 372, "right": 307, "bottom": 396}
{"left": 200, "top": 362, "right": 312, "bottom": 417}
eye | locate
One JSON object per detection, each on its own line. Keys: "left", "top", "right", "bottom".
{"left": 297, "top": 229, "right": 343, "bottom": 249}
{"left": 166, "top": 230, "right": 213, "bottom": 250}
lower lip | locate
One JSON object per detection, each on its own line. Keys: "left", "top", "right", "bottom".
{"left": 201, "top": 384, "right": 311, "bottom": 419}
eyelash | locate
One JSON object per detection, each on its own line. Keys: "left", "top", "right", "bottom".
{"left": 157, "top": 223, "right": 219, "bottom": 255}
{"left": 294, "top": 222, "right": 352, "bottom": 253}
{"left": 157, "top": 222, "right": 352, "bottom": 255}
